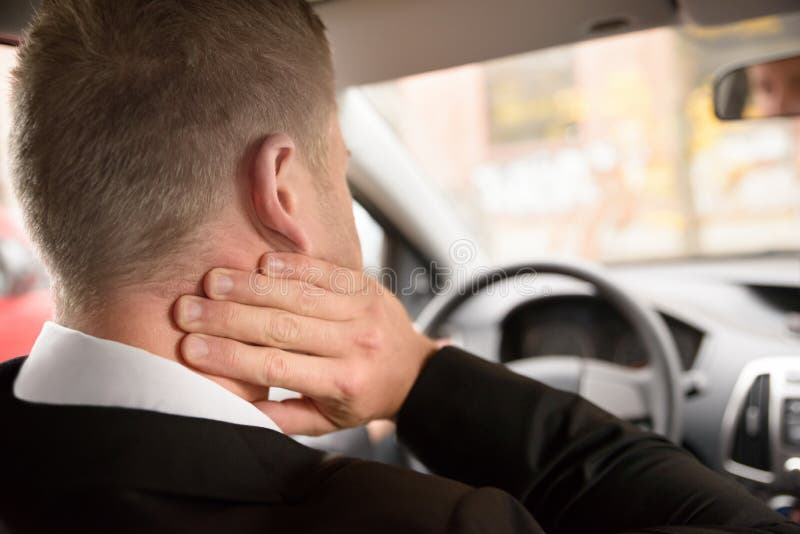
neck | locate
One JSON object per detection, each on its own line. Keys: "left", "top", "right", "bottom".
{"left": 69, "top": 284, "right": 196, "bottom": 363}
{"left": 59, "top": 236, "right": 272, "bottom": 403}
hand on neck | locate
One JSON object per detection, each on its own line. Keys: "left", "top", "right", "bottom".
{"left": 59, "top": 233, "right": 274, "bottom": 404}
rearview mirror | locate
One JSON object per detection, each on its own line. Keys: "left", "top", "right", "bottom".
{"left": 714, "top": 54, "right": 800, "bottom": 121}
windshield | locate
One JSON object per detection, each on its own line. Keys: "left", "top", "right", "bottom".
{"left": 359, "top": 14, "right": 800, "bottom": 264}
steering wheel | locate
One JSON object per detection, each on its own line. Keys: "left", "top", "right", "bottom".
{"left": 415, "top": 261, "right": 684, "bottom": 442}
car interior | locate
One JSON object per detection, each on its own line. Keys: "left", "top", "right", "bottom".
{"left": 1, "top": 0, "right": 800, "bottom": 521}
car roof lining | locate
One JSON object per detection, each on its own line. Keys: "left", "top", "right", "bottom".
{"left": 1, "top": 0, "right": 799, "bottom": 86}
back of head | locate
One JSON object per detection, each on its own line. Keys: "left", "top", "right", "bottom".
{"left": 10, "top": 0, "right": 334, "bottom": 318}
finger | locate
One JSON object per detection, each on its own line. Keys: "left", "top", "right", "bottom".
{"left": 254, "top": 397, "right": 339, "bottom": 436}
{"left": 176, "top": 296, "right": 351, "bottom": 357}
{"left": 261, "top": 252, "right": 371, "bottom": 295}
{"left": 203, "top": 268, "right": 365, "bottom": 321}
{"left": 181, "top": 334, "right": 340, "bottom": 398}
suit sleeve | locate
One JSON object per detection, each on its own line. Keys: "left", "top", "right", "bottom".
{"left": 396, "top": 346, "right": 799, "bottom": 534}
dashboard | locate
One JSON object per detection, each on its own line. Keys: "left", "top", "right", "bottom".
{"left": 499, "top": 295, "right": 704, "bottom": 370}
{"left": 300, "top": 253, "right": 800, "bottom": 508}
{"left": 436, "top": 253, "right": 800, "bottom": 502}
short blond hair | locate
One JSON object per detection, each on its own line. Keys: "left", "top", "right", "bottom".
{"left": 10, "top": 0, "right": 334, "bottom": 317}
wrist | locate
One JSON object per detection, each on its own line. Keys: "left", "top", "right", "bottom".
{"left": 388, "top": 336, "right": 442, "bottom": 421}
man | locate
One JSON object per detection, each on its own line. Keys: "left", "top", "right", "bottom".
{"left": 746, "top": 55, "right": 800, "bottom": 118}
{"left": 0, "top": 0, "right": 796, "bottom": 532}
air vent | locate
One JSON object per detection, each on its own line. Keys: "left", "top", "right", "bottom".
{"left": 731, "top": 374, "right": 771, "bottom": 471}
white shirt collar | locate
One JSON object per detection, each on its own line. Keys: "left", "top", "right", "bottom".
{"left": 13, "top": 321, "right": 282, "bottom": 433}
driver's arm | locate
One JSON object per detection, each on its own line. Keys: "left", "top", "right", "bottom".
{"left": 175, "top": 253, "right": 799, "bottom": 534}
{"left": 399, "top": 344, "right": 797, "bottom": 534}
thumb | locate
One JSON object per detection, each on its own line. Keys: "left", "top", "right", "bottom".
{"left": 254, "top": 397, "right": 339, "bottom": 436}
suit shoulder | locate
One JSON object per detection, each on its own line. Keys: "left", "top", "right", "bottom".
{"left": 0, "top": 356, "right": 26, "bottom": 378}
{"left": 0, "top": 356, "right": 26, "bottom": 401}
{"left": 307, "top": 458, "right": 474, "bottom": 532}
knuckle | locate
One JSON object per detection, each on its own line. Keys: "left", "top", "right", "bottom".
{"left": 219, "top": 302, "right": 240, "bottom": 326}
{"left": 268, "top": 312, "right": 300, "bottom": 344}
{"left": 354, "top": 325, "right": 384, "bottom": 354}
{"left": 260, "top": 351, "right": 288, "bottom": 385}
{"left": 250, "top": 272, "right": 271, "bottom": 296}
{"left": 336, "top": 368, "right": 366, "bottom": 401}
{"left": 225, "top": 340, "right": 242, "bottom": 369}
{"left": 297, "top": 290, "right": 319, "bottom": 315}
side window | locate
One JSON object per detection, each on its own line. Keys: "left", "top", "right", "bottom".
{"left": 0, "top": 44, "right": 53, "bottom": 362}
{"left": 352, "top": 199, "right": 435, "bottom": 319}
{"left": 352, "top": 200, "right": 387, "bottom": 271}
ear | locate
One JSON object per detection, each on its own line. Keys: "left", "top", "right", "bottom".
{"left": 250, "top": 134, "right": 310, "bottom": 252}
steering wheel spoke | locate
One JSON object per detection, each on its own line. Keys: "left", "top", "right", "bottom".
{"left": 507, "top": 355, "right": 653, "bottom": 422}
{"left": 579, "top": 359, "right": 652, "bottom": 421}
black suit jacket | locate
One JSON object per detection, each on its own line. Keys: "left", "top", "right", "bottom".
{"left": 0, "top": 347, "right": 797, "bottom": 533}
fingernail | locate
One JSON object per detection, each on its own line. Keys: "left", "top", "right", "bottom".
{"left": 183, "top": 335, "right": 208, "bottom": 360}
{"left": 212, "top": 273, "right": 233, "bottom": 295}
{"left": 266, "top": 256, "right": 285, "bottom": 274}
{"left": 181, "top": 299, "right": 202, "bottom": 322}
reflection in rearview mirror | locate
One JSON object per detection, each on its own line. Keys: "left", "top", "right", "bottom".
{"left": 714, "top": 54, "right": 800, "bottom": 121}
